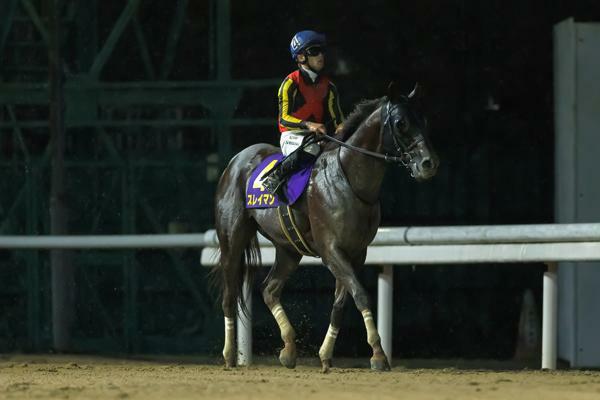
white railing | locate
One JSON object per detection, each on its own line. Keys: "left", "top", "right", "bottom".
{"left": 3, "top": 223, "right": 600, "bottom": 370}
{"left": 200, "top": 223, "right": 600, "bottom": 369}
{"left": 0, "top": 234, "right": 208, "bottom": 249}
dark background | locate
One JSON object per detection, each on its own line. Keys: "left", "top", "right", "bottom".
{"left": 1, "top": 0, "right": 600, "bottom": 360}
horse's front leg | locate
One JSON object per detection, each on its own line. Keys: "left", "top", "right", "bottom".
{"left": 319, "top": 279, "right": 347, "bottom": 373}
{"left": 323, "top": 249, "right": 391, "bottom": 371}
{"left": 262, "top": 246, "right": 301, "bottom": 368}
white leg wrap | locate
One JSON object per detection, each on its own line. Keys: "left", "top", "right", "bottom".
{"left": 223, "top": 317, "right": 235, "bottom": 359}
{"left": 362, "top": 310, "right": 380, "bottom": 346}
{"left": 270, "top": 303, "right": 295, "bottom": 342}
{"left": 318, "top": 324, "right": 339, "bottom": 360}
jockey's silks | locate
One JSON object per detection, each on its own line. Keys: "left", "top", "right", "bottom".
{"left": 278, "top": 69, "right": 344, "bottom": 133}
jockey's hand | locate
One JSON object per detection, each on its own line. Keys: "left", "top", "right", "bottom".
{"left": 335, "top": 123, "right": 345, "bottom": 135}
{"left": 305, "top": 122, "right": 327, "bottom": 135}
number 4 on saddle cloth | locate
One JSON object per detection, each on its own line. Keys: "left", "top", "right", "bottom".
{"left": 246, "top": 153, "right": 314, "bottom": 209}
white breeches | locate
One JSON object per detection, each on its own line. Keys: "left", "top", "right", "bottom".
{"left": 280, "top": 131, "right": 320, "bottom": 156}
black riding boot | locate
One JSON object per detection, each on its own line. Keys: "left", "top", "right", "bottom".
{"left": 263, "top": 149, "right": 315, "bottom": 202}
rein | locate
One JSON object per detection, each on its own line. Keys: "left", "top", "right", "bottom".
{"left": 316, "top": 133, "right": 406, "bottom": 164}
{"left": 307, "top": 101, "right": 420, "bottom": 166}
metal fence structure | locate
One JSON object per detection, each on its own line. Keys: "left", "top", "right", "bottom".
{"left": 3, "top": 223, "right": 600, "bottom": 369}
{"left": 200, "top": 223, "right": 600, "bottom": 370}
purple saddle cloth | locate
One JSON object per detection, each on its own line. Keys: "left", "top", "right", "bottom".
{"left": 246, "top": 153, "right": 314, "bottom": 209}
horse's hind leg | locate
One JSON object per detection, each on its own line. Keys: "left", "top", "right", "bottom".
{"left": 220, "top": 250, "right": 238, "bottom": 368}
{"left": 318, "top": 279, "right": 347, "bottom": 373}
{"left": 262, "top": 246, "right": 301, "bottom": 368}
{"left": 217, "top": 214, "right": 258, "bottom": 368}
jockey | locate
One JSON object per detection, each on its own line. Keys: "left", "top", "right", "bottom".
{"left": 262, "top": 30, "right": 344, "bottom": 199}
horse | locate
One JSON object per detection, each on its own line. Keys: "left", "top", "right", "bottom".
{"left": 211, "top": 82, "right": 439, "bottom": 372}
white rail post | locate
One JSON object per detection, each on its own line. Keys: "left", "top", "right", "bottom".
{"left": 542, "top": 262, "right": 558, "bottom": 370}
{"left": 377, "top": 264, "right": 394, "bottom": 365}
{"left": 237, "top": 278, "right": 253, "bottom": 366}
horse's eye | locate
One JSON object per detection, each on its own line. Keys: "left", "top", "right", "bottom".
{"left": 396, "top": 118, "right": 409, "bottom": 132}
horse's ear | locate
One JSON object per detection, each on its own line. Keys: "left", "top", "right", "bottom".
{"left": 387, "top": 81, "right": 400, "bottom": 102}
{"left": 407, "top": 82, "right": 421, "bottom": 99}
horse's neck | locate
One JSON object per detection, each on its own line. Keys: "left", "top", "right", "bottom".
{"left": 339, "top": 108, "right": 386, "bottom": 204}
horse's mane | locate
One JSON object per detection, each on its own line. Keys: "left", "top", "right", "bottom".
{"left": 337, "top": 96, "right": 386, "bottom": 142}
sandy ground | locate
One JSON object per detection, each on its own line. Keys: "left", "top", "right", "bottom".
{"left": 1, "top": 355, "right": 600, "bottom": 400}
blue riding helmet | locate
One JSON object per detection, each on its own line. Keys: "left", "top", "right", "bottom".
{"left": 290, "top": 30, "right": 326, "bottom": 60}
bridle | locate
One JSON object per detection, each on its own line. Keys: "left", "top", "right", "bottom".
{"left": 313, "top": 100, "right": 424, "bottom": 167}
{"left": 379, "top": 101, "right": 426, "bottom": 167}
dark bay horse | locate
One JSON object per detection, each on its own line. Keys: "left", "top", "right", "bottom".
{"left": 212, "top": 83, "right": 439, "bottom": 372}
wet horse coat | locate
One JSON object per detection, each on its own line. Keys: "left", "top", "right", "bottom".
{"left": 212, "top": 85, "right": 439, "bottom": 372}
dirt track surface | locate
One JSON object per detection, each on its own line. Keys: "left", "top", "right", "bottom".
{"left": 1, "top": 355, "right": 600, "bottom": 400}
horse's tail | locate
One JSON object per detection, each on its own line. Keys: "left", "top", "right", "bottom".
{"left": 238, "top": 233, "right": 261, "bottom": 316}
{"left": 209, "top": 232, "right": 261, "bottom": 318}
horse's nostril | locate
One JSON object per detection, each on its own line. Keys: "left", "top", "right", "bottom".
{"left": 421, "top": 159, "right": 432, "bottom": 170}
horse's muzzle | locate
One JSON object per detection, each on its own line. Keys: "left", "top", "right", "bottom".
{"left": 411, "top": 156, "right": 439, "bottom": 181}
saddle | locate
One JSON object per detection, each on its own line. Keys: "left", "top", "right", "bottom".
{"left": 245, "top": 154, "right": 318, "bottom": 257}
{"left": 245, "top": 153, "right": 315, "bottom": 209}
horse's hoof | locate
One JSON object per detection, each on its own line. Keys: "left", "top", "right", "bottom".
{"left": 370, "top": 355, "right": 391, "bottom": 371}
{"left": 321, "top": 359, "right": 332, "bottom": 374}
{"left": 279, "top": 347, "right": 297, "bottom": 369}
{"left": 224, "top": 356, "right": 236, "bottom": 369}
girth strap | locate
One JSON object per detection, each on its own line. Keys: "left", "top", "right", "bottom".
{"left": 276, "top": 205, "right": 318, "bottom": 257}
